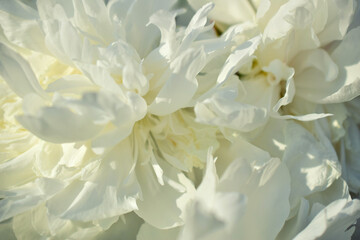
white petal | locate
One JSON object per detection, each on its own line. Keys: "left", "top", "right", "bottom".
{"left": 179, "top": 200, "right": 226, "bottom": 240}
{"left": 195, "top": 79, "right": 268, "bottom": 132}
{"left": 283, "top": 121, "right": 341, "bottom": 208}
{"left": 261, "top": 0, "right": 323, "bottom": 61}
{"left": 148, "top": 47, "right": 206, "bottom": 116}
{"left": 294, "top": 199, "right": 360, "bottom": 240}
{"left": 96, "top": 213, "right": 144, "bottom": 240}
{"left": 317, "top": 0, "right": 356, "bottom": 45}
{"left": 122, "top": 0, "right": 176, "bottom": 57}
{"left": 18, "top": 90, "right": 146, "bottom": 144}
{"left": 123, "top": 62, "right": 149, "bottom": 97}
{"left": 135, "top": 161, "right": 186, "bottom": 229}
{"left": 47, "top": 139, "right": 140, "bottom": 221}
{"left": 217, "top": 35, "right": 261, "bottom": 85}
{"left": 17, "top": 105, "right": 104, "bottom": 143}
{"left": 179, "top": 3, "right": 215, "bottom": 53}
{"left": 273, "top": 113, "right": 333, "bottom": 121}
{"left": 148, "top": 9, "right": 182, "bottom": 60}
{"left": 0, "top": 43, "right": 47, "bottom": 98}
{"left": 76, "top": 63, "right": 123, "bottom": 95}
{"left": 293, "top": 48, "right": 340, "bottom": 102}
{"left": 73, "top": 0, "right": 113, "bottom": 44}
{"left": 219, "top": 158, "right": 291, "bottom": 240}
{"left": 42, "top": 19, "right": 84, "bottom": 64}
{"left": 0, "top": 178, "right": 65, "bottom": 222}
{"left": 323, "top": 26, "right": 360, "bottom": 103}
{"left": 137, "top": 223, "right": 180, "bottom": 240}
{"left": 187, "top": 0, "right": 256, "bottom": 25}
{"left": 196, "top": 150, "right": 218, "bottom": 204}
{"left": 0, "top": 0, "right": 48, "bottom": 53}
{"left": 0, "top": 145, "right": 38, "bottom": 189}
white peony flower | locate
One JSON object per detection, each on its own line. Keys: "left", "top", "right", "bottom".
{"left": 136, "top": 145, "right": 360, "bottom": 240}
{"left": 192, "top": 0, "right": 360, "bottom": 134}
{"left": 1, "top": 0, "right": 360, "bottom": 239}
{"left": 0, "top": 0, "right": 225, "bottom": 238}
{"left": 137, "top": 146, "right": 291, "bottom": 240}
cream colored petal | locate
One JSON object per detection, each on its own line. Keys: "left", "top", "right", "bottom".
{"left": 17, "top": 105, "right": 104, "bottom": 143}
{"left": 135, "top": 160, "right": 187, "bottom": 229}
{"left": 0, "top": 178, "right": 65, "bottom": 222}
{"left": 219, "top": 158, "right": 291, "bottom": 240}
{"left": 318, "top": 0, "right": 356, "bottom": 45}
{"left": 282, "top": 121, "right": 341, "bottom": 209}
{"left": 0, "top": 145, "right": 38, "bottom": 189}
{"left": 195, "top": 78, "right": 268, "bottom": 132}
{"left": 148, "top": 47, "right": 206, "bottom": 116}
{"left": 47, "top": 139, "right": 140, "bottom": 221}
{"left": 294, "top": 199, "right": 360, "bottom": 240}
{"left": 122, "top": 0, "right": 176, "bottom": 57}
{"left": 217, "top": 35, "right": 261, "bottom": 85}
{"left": 96, "top": 213, "right": 144, "bottom": 240}
{"left": 0, "top": 43, "right": 48, "bottom": 98}
{"left": 137, "top": 223, "right": 180, "bottom": 240}
{"left": 187, "top": 0, "right": 256, "bottom": 25}
{"left": 0, "top": 0, "right": 49, "bottom": 53}
{"left": 323, "top": 27, "right": 360, "bottom": 103}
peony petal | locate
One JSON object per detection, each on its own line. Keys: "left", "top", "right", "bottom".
{"left": 148, "top": 47, "right": 206, "bottom": 116}
{"left": 72, "top": 0, "right": 113, "bottom": 44}
{"left": 273, "top": 113, "right": 333, "bottom": 121}
{"left": 0, "top": 0, "right": 49, "bottom": 53}
{"left": 0, "top": 145, "right": 38, "bottom": 189}
{"left": 216, "top": 35, "right": 261, "bottom": 85}
{"left": 96, "top": 213, "right": 144, "bottom": 240}
{"left": 179, "top": 200, "right": 226, "bottom": 240}
{"left": 17, "top": 105, "right": 104, "bottom": 143}
{"left": 218, "top": 158, "right": 291, "bottom": 240}
{"left": 148, "top": 9, "right": 183, "bottom": 60}
{"left": 196, "top": 150, "right": 218, "bottom": 204}
{"left": 317, "top": 0, "right": 356, "bottom": 45}
{"left": 322, "top": 26, "right": 360, "bottom": 103}
{"left": 0, "top": 178, "right": 65, "bottom": 222}
{"left": 135, "top": 160, "right": 186, "bottom": 229}
{"left": 47, "top": 139, "right": 140, "bottom": 221}
{"left": 17, "top": 90, "right": 146, "bottom": 144}
{"left": 187, "top": 0, "right": 256, "bottom": 25}
{"left": 122, "top": 0, "right": 176, "bottom": 57}
{"left": 137, "top": 223, "right": 180, "bottom": 240}
{"left": 294, "top": 199, "right": 360, "bottom": 240}
{"left": 179, "top": 3, "right": 215, "bottom": 54}
{"left": 282, "top": 121, "right": 341, "bottom": 208}
{"left": 195, "top": 79, "right": 268, "bottom": 132}
{"left": 0, "top": 43, "right": 48, "bottom": 98}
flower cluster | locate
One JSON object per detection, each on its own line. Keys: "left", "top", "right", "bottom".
{"left": 0, "top": 0, "right": 360, "bottom": 239}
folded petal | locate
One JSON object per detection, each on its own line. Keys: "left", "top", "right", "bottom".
{"left": 217, "top": 35, "right": 261, "bottom": 85}
{"left": 47, "top": 139, "right": 140, "bottom": 221}
{"left": 294, "top": 199, "right": 360, "bottom": 240}
{"left": 148, "top": 47, "right": 206, "bottom": 116}
{"left": 283, "top": 121, "right": 341, "bottom": 208}
{"left": 0, "top": 43, "right": 48, "bottom": 98}
{"left": 0, "top": 0, "right": 49, "bottom": 53}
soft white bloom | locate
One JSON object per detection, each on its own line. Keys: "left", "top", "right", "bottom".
{"left": 1, "top": 0, "right": 360, "bottom": 239}
{"left": 187, "top": 5, "right": 360, "bottom": 237}
{"left": 192, "top": 0, "right": 360, "bottom": 133}
{"left": 138, "top": 146, "right": 291, "bottom": 240}
{"left": 0, "top": 0, "right": 225, "bottom": 238}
